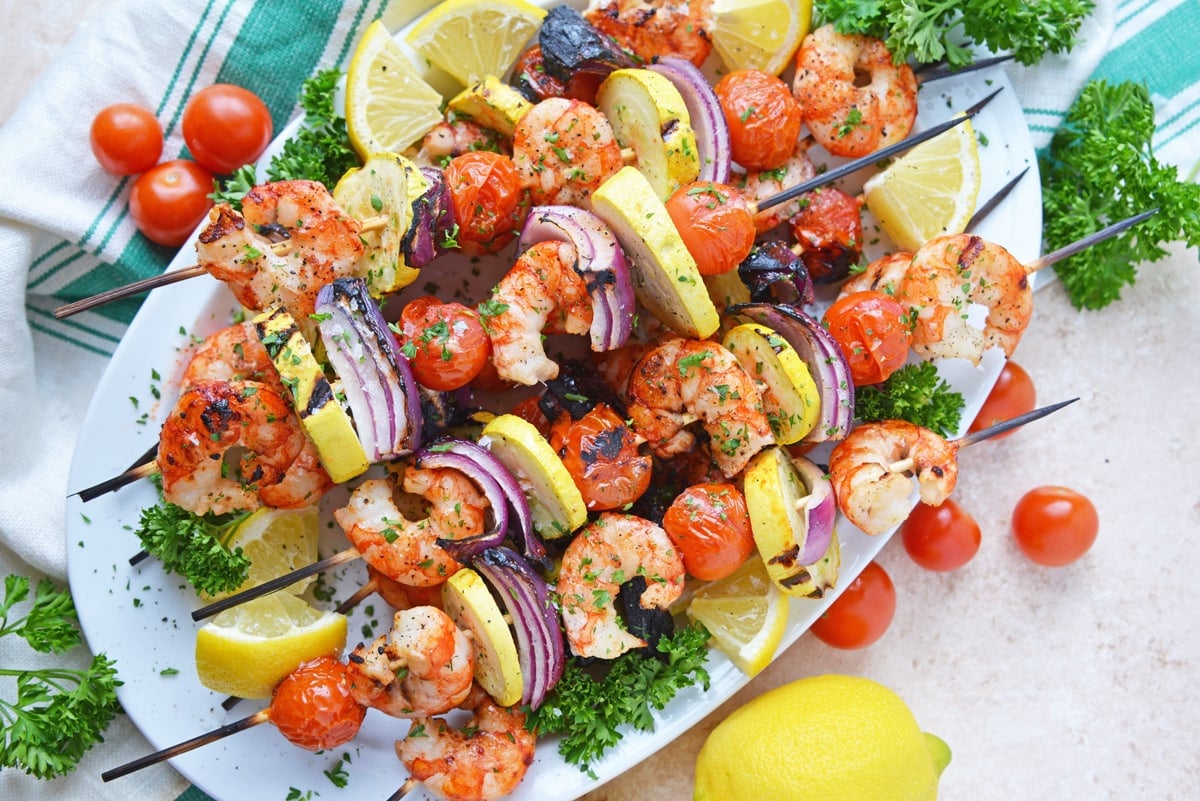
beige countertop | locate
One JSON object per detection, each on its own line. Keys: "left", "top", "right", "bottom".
{"left": 3, "top": 2, "right": 1197, "bottom": 800}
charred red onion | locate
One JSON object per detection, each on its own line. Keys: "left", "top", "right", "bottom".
{"left": 400, "top": 166, "right": 456, "bottom": 269}
{"left": 793, "top": 455, "right": 836, "bottom": 563}
{"left": 649, "top": 57, "right": 732, "bottom": 184}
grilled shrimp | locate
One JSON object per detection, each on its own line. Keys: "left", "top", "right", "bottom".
{"left": 181, "top": 321, "right": 286, "bottom": 395}
{"left": 418, "top": 117, "right": 507, "bottom": 166}
{"left": 512, "top": 97, "right": 623, "bottom": 209}
{"left": 333, "top": 468, "right": 487, "bottom": 586}
{"left": 899, "top": 234, "right": 1033, "bottom": 363}
{"left": 626, "top": 338, "right": 774, "bottom": 477}
{"left": 345, "top": 606, "right": 473, "bottom": 718}
{"left": 555, "top": 513, "right": 686, "bottom": 659}
{"left": 197, "top": 180, "right": 364, "bottom": 320}
{"left": 828, "top": 420, "right": 958, "bottom": 536}
{"left": 839, "top": 251, "right": 913, "bottom": 297}
{"left": 157, "top": 379, "right": 332, "bottom": 515}
{"left": 792, "top": 25, "right": 917, "bottom": 158}
{"left": 484, "top": 239, "right": 593, "bottom": 385}
{"left": 735, "top": 140, "right": 817, "bottom": 233}
{"left": 584, "top": 0, "right": 714, "bottom": 68}
{"left": 396, "top": 684, "right": 536, "bottom": 801}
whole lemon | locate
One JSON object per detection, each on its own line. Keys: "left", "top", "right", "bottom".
{"left": 694, "top": 674, "right": 951, "bottom": 801}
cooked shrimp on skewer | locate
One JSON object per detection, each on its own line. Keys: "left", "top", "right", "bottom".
{"left": 333, "top": 468, "right": 487, "bottom": 587}
{"left": 735, "top": 139, "right": 818, "bottom": 233}
{"left": 626, "top": 337, "right": 774, "bottom": 477}
{"left": 792, "top": 25, "right": 918, "bottom": 158}
{"left": 512, "top": 97, "right": 624, "bottom": 209}
{"left": 180, "top": 321, "right": 288, "bottom": 395}
{"left": 197, "top": 179, "right": 365, "bottom": 321}
{"left": 484, "top": 239, "right": 594, "bottom": 385}
{"left": 345, "top": 605, "right": 474, "bottom": 718}
{"left": 417, "top": 117, "right": 508, "bottom": 166}
{"left": 157, "top": 379, "right": 332, "bottom": 516}
{"left": 555, "top": 512, "right": 686, "bottom": 659}
{"left": 395, "top": 684, "right": 537, "bottom": 801}
{"left": 584, "top": 0, "right": 714, "bottom": 68}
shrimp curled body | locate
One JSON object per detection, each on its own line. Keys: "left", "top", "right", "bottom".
{"left": 512, "top": 98, "right": 624, "bottom": 209}
{"left": 584, "top": 0, "right": 714, "bottom": 68}
{"left": 828, "top": 420, "right": 959, "bottom": 536}
{"left": 181, "top": 321, "right": 288, "bottom": 396}
{"left": 555, "top": 513, "right": 686, "bottom": 659}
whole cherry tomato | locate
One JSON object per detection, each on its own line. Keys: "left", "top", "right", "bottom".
{"left": 665, "top": 181, "right": 756, "bottom": 276}
{"left": 969, "top": 360, "right": 1037, "bottom": 439}
{"left": 128, "top": 159, "right": 214, "bottom": 247}
{"left": 1011, "top": 486, "right": 1098, "bottom": 566}
{"left": 181, "top": 84, "right": 273, "bottom": 175}
{"left": 90, "top": 103, "right": 163, "bottom": 175}
{"left": 662, "top": 483, "right": 754, "bottom": 581}
{"left": 823, "top": 290, "right": 912, "bottom": 386}
{"left": 268, "top": 655, "right": 366, "bottom": 751}
{"left": 550, "top": 404, "right": 652, "bottom": 511}
{"left": 398, "top": 296, "right": 491, "bottom": 391}
{"left": 443, "top": 151, "right": 530, "bottom": 254}
{"left": 713, "top": 69, "right": 802, "bottom": 171}
{"left": 790, "top": 186, "right": 864, "bottom": 284}
{"left": 900, "top": 498, "right": 982, "bottom": 571}
{"left": 809, "top": 560, "right": 896, "bottom": 649}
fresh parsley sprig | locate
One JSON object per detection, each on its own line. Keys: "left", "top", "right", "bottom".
{"left": 855, "top": 362, "right": 964, "bottom": 437}
{"left": 1040, "top": 79, "right": 1200, "bottom": 310}
{"left": 0, "top": 575, "right": 122, "bottom": 779}
{"left": 134, "top": 502, "right": 252, "bottom": 596}
{"left": 266, "top": 67, "right": 360, "bottom": 188}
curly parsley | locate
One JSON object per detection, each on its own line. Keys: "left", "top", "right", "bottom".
{"left": 266, "top": 67, "right": 360, "bottom": 188}
{"left": 134, "top": 502, "right": 252, "bottom": 596}
{"left": 855, "top": 362, "right": 964, "bottom": 436}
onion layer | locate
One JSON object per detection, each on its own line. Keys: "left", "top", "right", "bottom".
{"left": 649, "top": 57, "right": 732, "bottom": 185}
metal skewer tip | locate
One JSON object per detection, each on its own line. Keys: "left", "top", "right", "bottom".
{"left": 958, "top": 397, "right": 1080, "bottom": 447}
{"left": 1026, "top": 210, "right": 1159, "bottom": 274}
{"left": 191, "top": 547, "right": 361, "bottom": 622}
{"left": 966, "top": 167, "right": 1030, "bottom": 231}
{"left": 915, "top": 54, "right": 1016, "bottom": 84}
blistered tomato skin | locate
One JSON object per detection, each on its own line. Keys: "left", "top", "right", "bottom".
{"left": 128, "top": 159, "right": 215, "bottom": 247}
{"left": 398, "top": 296, "right": 491, "bottom": 391}
{"left": 444, "top": 151, "right": 530, "bottom": 254}
{"left": 823, "top": 290, "right": 912, "bottom": 386}
{"left": 714, "top": 70, "right": 803, "bottom": 171}
{"left": 1011, "top": 486, "right": 1098, "bottom": 566}
{"left": 550, "top": 404, "right": 652, "bottom": 511}
{"left": 90, "top": 103, "right": 163, "bottom": 175}
{"left": 662, "top": 484, "right": 755, "bottom": 581}
{"left": 665, "top": 181, "right": 757, "bottom": 276}
{"left": 809, "top": 560, "right": 896, "bottom": 649}
{"left": 268, "top": 656, "right": 366, "bottom": 751}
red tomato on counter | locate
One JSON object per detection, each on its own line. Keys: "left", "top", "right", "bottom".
{"left": 128, "top": 159, "right": 214, "bottom": 246}
{"left": 1011, "top": 486, "right": 1098, "bottom": 566}
{"left": 90, "top": 103, "right": 163, "bottom": 175}
{"left": 969, "top": 360, "right": 1037, "bottom": 438}
{"left": 810, "top": 560, "right": 896, "bottom": 649}
{"left": 182, "top": 84, "right": 273, "bottom": 175}
{"left": 900, "top": 498, "right": 982, "bottom": 571}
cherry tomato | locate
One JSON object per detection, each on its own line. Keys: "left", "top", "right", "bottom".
{"left": 443, "top": 151, "right": 530, "bottom": 254}
{"left": 398, "top": 296, "right": 490, "bottom": 391}
{"left": 128, "top": 159, "right": 215, "bottom": 247}
{"left": 900, "top": 498, "right": 982, "bottom": 571}
{"left": 823, "top": 290, "right": 912, "bottom": 386}
{"left": 665, "top": 181, "right": 756, "bottom": 276}
{"left": 809, "top": 560, "right": 896, "bottom": 649}
{"left": 509, "top": 395, "right": 552, "bottom": 439}
{"left": 1011, "top": 486, "right": 1098, "bottom": 566}
{"left": 713, "top": 69, "right": 802, "bottom": 171}
{"left": 662, "top": 484, "right": 754, "bottom": 581}
{"left": 181, "top": 84, "right": 273, "bottom": 175}
{"left": 550, "top": 404, "right": 652, "bottom": 511}
{"left": 470, "top": 356, "right": 518, "bottom": 394}
{"left": 790, "top": 187, "right": 864, "bottom": 284}
{"left": 511, "top": 45, "right": 602, "bottom": 104}
{"left": 90, "top": 103, "right": 163, "bottom": 175}
{"left": 268, "top": 655, "right": 365, "bottom": 751}
{"left": 969, "top": 360, "right": 1037, "bottom": 439}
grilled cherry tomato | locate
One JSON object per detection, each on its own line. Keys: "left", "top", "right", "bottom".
{"left": 662, "top": 483, "right": 754, "bottom": 581}
{"left": 90, "top": 103, "right": 163, "bottom": 175}
{"left": 823, "top": 290, "right": 912, "bottom": 386}
{"left": 665, "top": 181, "right": 756, "bottom": 276}
{"left": 398, "top": 296, "right": 490, "bottom": 391}
{"left": 128, "top": 159, "right": 215, "bottom": 247}
{"left": 1011, "top": 486, "right": 1098, "bottom": 566}
{"left": 444, "top": 151, "right": 530, "bottom": 254}
{"left": 790, "top": 187, "right": 864, "bottom": 284}
{"left": 900, "top": 498, "right": 982, "bottom": 571}
{"left": 268, "top": 656, "right": 366, "bottom": 751}
{"left": 181, "top": 84, "right": 273, "bottom": 175}
{"left": 969, "top": 360, "right": 1036, "bottom": 439}
{"left": 550, "top": 404, "right": 652, "bottom": 511}
{"left": 512, "top": 45, "right": 603, "bottom": 104}
{"left": 713, "top": 69, "right": 802, "bottom": 171}
{"left": 509, "top": 395, "right": 552, "bottom": 439}
{"left": 809, "top": 560, "right": 896, "bottom": 649}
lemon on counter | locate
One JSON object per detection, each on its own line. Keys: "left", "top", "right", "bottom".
{"left": 686, "top": 556, "right": 787, "bottom": 677}
{"left": 709, "top": 0, "right": 812, "bottom": 76}
{"left": 405, "top": 0, "right": 546, "bottom": 87}
{"left": 695, "top": 674, "right": 952, "bottom": 801}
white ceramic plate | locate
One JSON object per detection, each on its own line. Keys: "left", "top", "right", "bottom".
{"left": 65, "top": 12, "right": 1041, "bottom": 801}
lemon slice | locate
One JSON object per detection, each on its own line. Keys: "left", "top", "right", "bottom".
{"left": 709, "top": 0, "right": 812, "bottom": 76}
{"left": 204, "top": 507, "right": 320, "bottom": 601}
{"left": 195, "top": 593, "right": 347, "bottom": 699}
{"left": 405, "top": 0, "right": 546, "bottom": 88}
{"left": 333, "top": 152, "right": 422, "bottom": 295}
{"left": 722, "top": 322, "right": 820, "bottom": 444}
{"left": 478, "top": 414, "right": 587, "bottom": 540}
{"left": 687, "top": 556, "right": 788, "bottom": 677}
{"left": 441, "top": 568, "right": 523, "bottom": 706}
{"left": 346, "top": 20, "right": 444, "bottom": 158}
{"left": 863, "top": 115, "right": 982, "bottom": 252}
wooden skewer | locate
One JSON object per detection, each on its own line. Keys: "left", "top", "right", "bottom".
{"left": 386, "top": 779, "right": 419, "bottom": 801}
{"left": 913, "top": 54, "right": 1016, "bottom": 83}
{"left": 192, "top": 547, "right": 362, "bottom": 621}
{"left": 71, "top": 442, "right": 159, "bottom": 501}
{"left": 102, "top": 708, "right": 271, "bottom": 782}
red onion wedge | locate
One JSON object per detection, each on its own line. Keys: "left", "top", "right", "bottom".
{"left": 471, "top": 546, "right": 565, "bottom": 709}
{"left": 649, "top": 57, "right": 732, "bottom": 185}
{"left": 401, "top": 166, "right": 457, "bottom": 269}
{"left": 517, "top": 205, "right": 635, "bottom": 351}
{"left": 792, "top": 455, "right": 836, "bottom": 564}
{"left": 315, "top": 278, "right": 423, "bottom": 461}
{"left": 421, "top": 438, "right": 546, "bottom": 568}
{"left": 730, "top": 303, "right": 855, "bottom": 442}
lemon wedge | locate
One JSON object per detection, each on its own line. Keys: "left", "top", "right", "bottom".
{"left": 722, "top": 322, "right": 821, "bottom": 444}
{"left": 346, "top": 20, "right": 444, "bottom": 158}
{"left": 709, "top": 0, "right": 812, "bottom": 76}
{"left": 333, "top": 152, "right": 423, "bottom": 295}
{"left": 195, "top": 593, "right": 347, "bottom": 699}
{"left": 203, "top": 507, "right": 320, "bottom": 601}
{"left": 405, "top": 0, "right": 546, "bottom": 88}
{"left": 687, "top": 556, "right": 788, "bottom": 677}
{"left": 442, "top": 568, "right": 523, "bottom": 707}
{"left": 478, "top": 414, "right": 587, "bottom": 540}
{"left": 863, "top": 115, "right": 982, "bottom": 252}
